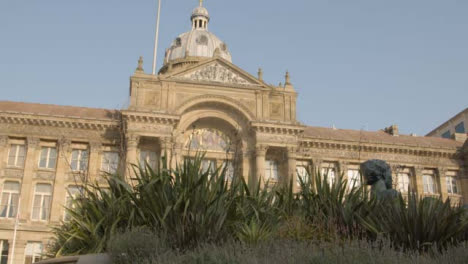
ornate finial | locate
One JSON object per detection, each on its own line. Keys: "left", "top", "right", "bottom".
{"left": 285, "top": 71, "right": 291, "bottom": 85}
{"left": 136, "top": 56, "right": 144, "bottom": 72}
{"left": 258, "top": 68, "right": 263, "bottom": 81}
{"left": 199, "top": 0, "right": 203, "bottom": 7}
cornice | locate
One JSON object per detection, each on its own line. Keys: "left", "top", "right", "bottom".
{"left": 299, "top": 139, "right": 460, "bottom": 159}
{"left": 121, "top": 110, "right": 180, "bottom": 125}
{"left": 0, "top": 112, "right": 119, "bottom": 131}
{"left": 251, "top": 121, "right": 305, "bottom": 136}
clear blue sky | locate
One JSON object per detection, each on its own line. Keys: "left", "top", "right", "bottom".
{"left": 1, "top": 0, "right": 467, "bottom": 135}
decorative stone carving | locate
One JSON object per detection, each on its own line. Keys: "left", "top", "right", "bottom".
{"left": 27, "top": 137, "right": 40, "bottom": 148}
{"left": 179, "top": 62, "right": 253, "bottom": 86}
{"left": 3, "top": 168, "right": 24, "bottom": 178}
{"left": 126, "top": 135, "right": 140, "bottom": 149}
{"left": 255, "top": 144, "right": 268, "bottom": 156}
{"left": 0, "top": 135, "right": 7, "bottom": 147}
{"left": 34, "top": 171, "right": 55, "bottom": 180}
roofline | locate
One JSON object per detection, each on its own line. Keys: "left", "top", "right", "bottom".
{"left": 426, "top": 107, "right": 468, "bottom": 136}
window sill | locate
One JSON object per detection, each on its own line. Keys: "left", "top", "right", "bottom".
{"left": 37, "top": 168, "right": 56, "bottom": 172}
{"left": 5, "top": 166, "right": 24, "bottom": 170}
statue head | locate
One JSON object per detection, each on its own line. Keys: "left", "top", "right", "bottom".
{"left": 360, "top": 159, "right": 393, "bottom": 189}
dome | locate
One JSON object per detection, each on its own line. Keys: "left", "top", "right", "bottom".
{"left": 191, "top": 6, "right": 209, "bottom": 20}
{"left": 163, "top": 3, "right": 232, "bottom": 65}
{"left": 164, "top": 31, "right": 232, "bottom": 64}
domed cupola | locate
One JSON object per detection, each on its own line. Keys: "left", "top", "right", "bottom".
{"left": 162, "top": 1, "right": 232, "bottom": 71}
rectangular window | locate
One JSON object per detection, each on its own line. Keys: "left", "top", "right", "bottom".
{"left": 24, "top": 242, "right": 43, "bottom": 264}
{"left": 38, "top": 147, "right": 57, "bottom": 169}
{"left": 321, "top": 163, "right": 336, "bottom": 186}
{"left": 201, "top": 159, "right": 216, "bottom": 175}
{"left": 0, "top": 181, "right": 20, "bottom": 218}
{"left": 347, "top": 169, "right": 361, "bottom": 190}
{"left": 422, "top": 172, "right": 437, "bottom": 194}
{"left": 397, "top": 172, "right": 411, "bottom": 193}
{"left": 441, "top": 130, "right": 451, "bottom": 139}
{"left": 8, "top": 144, "right": 26, "bottom": 168}
{"left": 64, "top": 185, "right": 82, "bottom": 221}
{"left": 446, "top": 171, "right": 459, "bottom": 195}
{"left": 221, "top": 161, "right": 234, "bottom": 180}
{"left": 0, "top": 240, "right": 9, "bottom": 264}
{"left": 71, "top": 149, "right": 89, "bottom": 171}
{"left": 31, "top": 184, "right": 52, "bottom": 221}
{"left": 265, "top": 160, "right": 279, "bottom": 181}
{"left": 296, "top": 166, "right": 309, "bottom": 186}
{"left": 455, "top": 122, "right": 465, "bottom": 134}
{"left": 101, "top": 152, "right": 119, "bottom": 174}
{"left": 139, "top": 150, "right": 157, "bottom": 170}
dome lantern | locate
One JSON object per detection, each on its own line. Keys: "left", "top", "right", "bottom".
{"left": 191, "top": 0, "right": 209, "bottom": 30}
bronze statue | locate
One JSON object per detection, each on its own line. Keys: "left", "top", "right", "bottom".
{"left": 360, "top": 159, "right": 398, "bottom": 199}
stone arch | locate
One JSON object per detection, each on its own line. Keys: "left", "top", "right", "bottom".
{"left": 175, "top": 94, "right": 255, "bottom": 122}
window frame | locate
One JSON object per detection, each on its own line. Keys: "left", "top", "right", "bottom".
{"left": 321, "top": 162, "right": 337, "bottom": 186}
{"left": 70, "top": 149, "right": 89, "bottom": 172}
{"left": 31, "top": 183, "right": 52, "bottom": 221}
{"left": 422, "top": 171, "right": 438, "bottom": 195}
{"left": 64, "top": 185, "right": 83, "bottom": 221}
{"left": 265, "top": 159, "right": 279, "bottom": 182}
{"left": 296, "top": 165, "right": 309, "bottom": 186}
{"left": 0, "top": 239, "right": 9, "bottom": 264}
{"left": 100, "top": 151, "right": 119, "bottom": 174}
{"left": 446, "top": 171, "right": 459, "bottom": 195}
{"left": 24, "top": 242, "right": 43, "bottom": 264}
{"left": 38, "top": 146, "right": 57, "bottom": 170}
{"left": 139, "top": 150, "right": 158, "bottom": 170}
{"left": 0, "top": 181, "right": 20, "bottom": 219}
{"left": 7, "top": 144, "right": 26, "bottom": 168}
{"left": 347, "top": 168, "right": 361, "bottom": 190}
{"left": 397, "top": 172, "right": 411, "bottom": 193}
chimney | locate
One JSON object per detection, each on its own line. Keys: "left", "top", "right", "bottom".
{"left": 383, "top": 124, "right": 399, "bottom": 136}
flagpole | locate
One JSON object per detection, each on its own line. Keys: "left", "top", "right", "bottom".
{"left": 152, "top": 0, "right": 162, "bottom": 75}
{"left": 9, "top": 197, "right": 21, "bottom": 264}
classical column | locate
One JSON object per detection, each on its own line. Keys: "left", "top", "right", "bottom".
{"left": 286, "top": 147, "right": 297, "bottom": 188}
{"left": 88, "top": 142, "right": 102, "bottom": 182}
{"left": 171, "top": 142, "right": 183, "bottom": 169}
{"left": 160, "top": 137, "right": 172, "bottom": 169}
{"left": 241, "top": 147, "right": 253, "bottom": 185}
{"left": 19, "top": 137, "right": 40, "bottom": 221}
{"left": 50, "top": 139, "right": 71, "bottom": 223}
{"left": 438, "top": 167, "right": 449, "bottom": 201}
{"left": 125, "top": 135, "right": 140, "bottom": 180}
{"left": 254, "top": 145, "right": 267, "bottom": 188}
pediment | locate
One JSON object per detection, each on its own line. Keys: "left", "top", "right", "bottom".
{"left": 169, "top": 60, "right": 261, "bottom": 87}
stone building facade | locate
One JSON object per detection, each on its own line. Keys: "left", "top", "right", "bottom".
{"left": 1, "top": 3, "right": 467, "bottom": 264}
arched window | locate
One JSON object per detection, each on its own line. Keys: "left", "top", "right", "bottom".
{"left": 185, "top": 128, "right": 232, "bottom": 152}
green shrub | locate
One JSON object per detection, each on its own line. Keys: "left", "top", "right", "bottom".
{"left": 360, "top": 191, "right": 468, "bottom": 252}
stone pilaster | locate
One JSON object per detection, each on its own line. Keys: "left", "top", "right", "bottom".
{"left": 88, "top": 142, "right": 102, "bottom": 182}
{"left": 414, "top": 166, "right": 424, "bottom": 197}
{"left": 50, "top": 139, "right": 71, "bottom": 223}
{"left": 438, "top": 167, "right": 449, "bottom": 201}
{"left": 19, "top": 137, "right": 40, "bottom": 221}
{"left": 254, "top": 144, "right": 267, "bottom": 188}
{"left": 0, "top": 135, "right": 8, "bottom": 172}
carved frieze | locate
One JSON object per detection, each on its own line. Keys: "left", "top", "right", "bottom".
{"left": 178, "top": 62, "right": 253, "bottom": 86}
{"left": 2, "top": 168, "right": 24, "bottom": 178}
{"left": 34, "top": 171, "right": 55, "bottom": 180}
